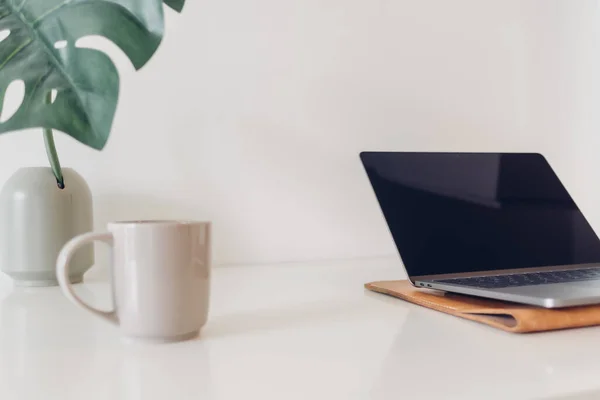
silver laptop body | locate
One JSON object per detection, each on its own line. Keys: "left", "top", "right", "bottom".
{"left": 360, "top": 152, "right": 600, "bottom": 308}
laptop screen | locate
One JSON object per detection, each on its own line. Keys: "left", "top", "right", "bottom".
{"left": 360, "top": 152, "right": 600, "bottom": 278}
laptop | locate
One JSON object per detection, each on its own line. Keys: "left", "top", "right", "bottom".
{"left": 360, "top": 151, "right": 600, "bottom": 308}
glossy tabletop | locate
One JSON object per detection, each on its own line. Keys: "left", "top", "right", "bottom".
{"left": 0, "top": 256, "right": 597, "bottom": 400}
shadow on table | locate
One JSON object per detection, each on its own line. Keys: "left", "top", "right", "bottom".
{"left": 202, "top": 299, "right": 376, "bottom": 339}
{"left": 535, "top": 391, "right": 600, "bottom": 400}
{"left": 369, "top": 306, "right": 600, "bottom": 399}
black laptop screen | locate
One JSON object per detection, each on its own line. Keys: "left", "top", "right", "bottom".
{"left": 360, "top": 152, "right": 600, "bottom": 277}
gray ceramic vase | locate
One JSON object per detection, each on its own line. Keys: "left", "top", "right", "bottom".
{"left": 0, "top": 167, "right": 94, "bottom": 286}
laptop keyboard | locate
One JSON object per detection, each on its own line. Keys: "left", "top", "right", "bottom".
{"left": 433, "top": 267, "right": 600, "bottom": 289}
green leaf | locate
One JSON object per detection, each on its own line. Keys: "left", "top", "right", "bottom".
{"left": 0, "top": 0, "right": 185, "bottom": 150}
{"left": 164, "top": 0, "right": 185, "bottom": 12}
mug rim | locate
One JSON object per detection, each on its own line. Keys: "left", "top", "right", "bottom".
{"left": 108, "top": 220, "right": 210, "bottom": 227}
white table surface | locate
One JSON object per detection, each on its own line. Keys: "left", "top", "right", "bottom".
{"left": 0, "top": 256, "right": 597, "bottom": 400}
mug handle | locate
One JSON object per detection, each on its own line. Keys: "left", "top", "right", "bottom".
{"left": 56, "top": 232, "right": 118, "bottom": 325}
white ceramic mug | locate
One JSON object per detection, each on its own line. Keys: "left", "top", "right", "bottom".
{"left": 56, "top": 220, "right": 211, "bottom": 342}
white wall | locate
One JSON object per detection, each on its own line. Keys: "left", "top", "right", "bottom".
{"left": 1, "top": 0, "right": 600, "bottom": 266}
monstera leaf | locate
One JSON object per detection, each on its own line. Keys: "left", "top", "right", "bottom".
{"left": 0, "top": 0, "right": 185, "bottom": 150}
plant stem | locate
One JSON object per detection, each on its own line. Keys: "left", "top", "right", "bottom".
{"left": 43, "top": 92, "right": 64, "bottom": 189}
{"left": 43, "top": 128, "right": 64, "bottom": 188}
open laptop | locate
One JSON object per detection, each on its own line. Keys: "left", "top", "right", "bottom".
{"left": 360, "top": 152, "right": 600, "bottom": 308}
